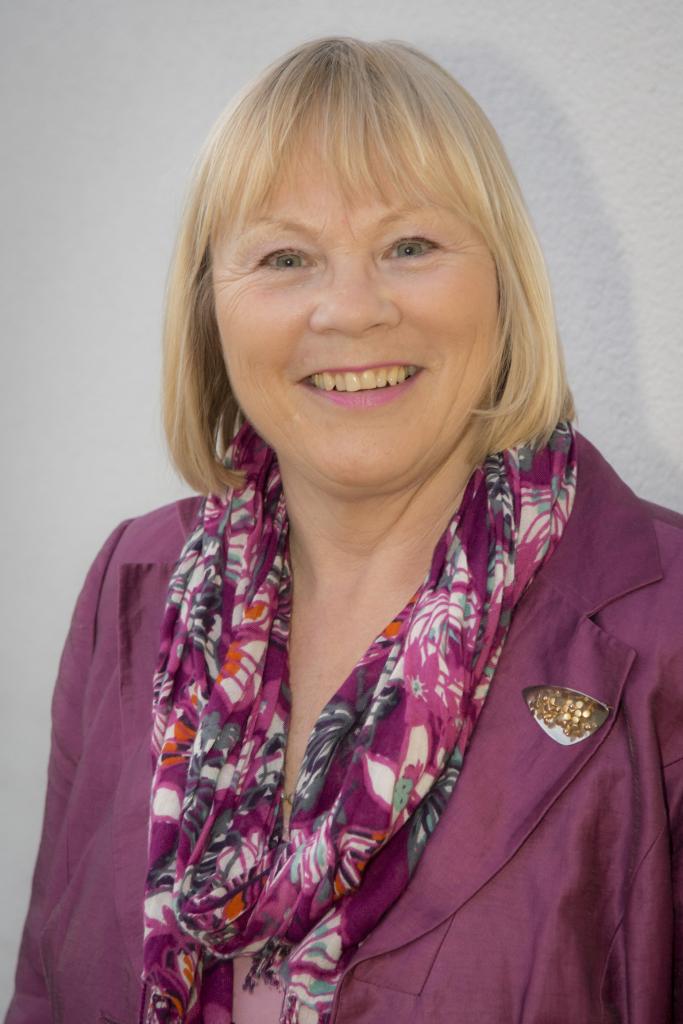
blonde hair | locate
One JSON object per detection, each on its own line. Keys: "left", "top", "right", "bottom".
{"left": 162, "top": 35, "right": 575, "bottom": 495}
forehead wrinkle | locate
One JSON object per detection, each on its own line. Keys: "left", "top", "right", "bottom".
{"left": 239, "top": 203, "right": 443, "bottom": 242}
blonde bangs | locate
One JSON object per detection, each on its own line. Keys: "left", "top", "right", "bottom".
{"left": 205, "top": 43, "right": 487, "bottom": 240}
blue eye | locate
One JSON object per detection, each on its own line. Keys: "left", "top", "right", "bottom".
{"left": 393, "top": 237, "right": 435, "bottom": 258}
{"left": 262, "top": 250, "right": 305, "bottom": 269}
{"left": 259, "top": 237, "right": 435, "bottom": 269}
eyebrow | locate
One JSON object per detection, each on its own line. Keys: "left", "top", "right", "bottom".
{"left": 239, "top": 205, "right": 440, "bottom": 240}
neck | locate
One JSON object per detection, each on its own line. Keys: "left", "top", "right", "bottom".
{"left": 280, "top": 438, "right": 476, "bottom": 607}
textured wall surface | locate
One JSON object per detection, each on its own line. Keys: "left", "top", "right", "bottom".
{"left": 1, "top": 0, "right": 681, "bottom": 1007}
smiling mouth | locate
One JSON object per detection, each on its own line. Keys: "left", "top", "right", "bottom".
{"left": 307, "top": 364, "right": 419, "bottom": 392}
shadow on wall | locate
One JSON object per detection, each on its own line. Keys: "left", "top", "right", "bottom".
{"left": 422, "top": 40, "right": 683, "bottom": 510}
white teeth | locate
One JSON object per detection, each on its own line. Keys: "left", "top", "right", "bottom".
{"left": 310, "top": 365, "right": 417, "bottom": 392}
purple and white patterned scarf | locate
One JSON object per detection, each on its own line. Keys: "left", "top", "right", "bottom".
{"left": 142, "top": 419, "right": 577, "bottom": 1023}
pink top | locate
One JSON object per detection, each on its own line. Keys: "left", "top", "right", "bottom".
{"left": 233, "top": 955, "right": 285, "bottom": 1023}
{"left": 230, "top": 812, "right": 291, "bottom": 1022}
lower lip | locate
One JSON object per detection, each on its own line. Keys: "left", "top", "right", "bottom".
{"left": 302, "top": 371, "right": 422, "bottom": 408}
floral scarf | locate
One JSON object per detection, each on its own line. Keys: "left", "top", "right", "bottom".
{"left": 142, "top": 419, "right": 577, "bottom": 1024}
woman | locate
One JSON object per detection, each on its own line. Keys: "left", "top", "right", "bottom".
{"left": 6, "top": 35, "right": 682, "bottom": 1024}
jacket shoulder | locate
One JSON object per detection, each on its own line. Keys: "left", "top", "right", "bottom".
{"left": 573, "top": 433, "right": 683, "bottom": 576}
{"left": 576, "top": 433, "right": 682, "bottom": 527}
{"left": 647, "top": 502, "right": 683, "bottom": 594}
{"left": 643, "top": 498, "right": 683, "bottom": 533}
{"left": 110, "top": 494, "right": 203, "bottom": 567}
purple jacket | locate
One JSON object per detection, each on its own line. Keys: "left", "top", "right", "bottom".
{"left": 6, "top": 434, "right": 683, "bottom": 1024}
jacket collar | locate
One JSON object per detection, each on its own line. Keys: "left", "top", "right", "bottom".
{"left": 534, "top": 432, "right": 662, "bottom": 614}
{"left": 177, "top": 492, "right": 204, "bottom": 536}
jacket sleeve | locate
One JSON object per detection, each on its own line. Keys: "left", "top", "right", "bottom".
{"left": 4, "top": 518, "right": 133, "bottom": 1024}
{"left": 662, "top": 623, "right": 683, "bottom": 1023}
{"left": 667, "top": 753, "right": 683, "bottom": 1022}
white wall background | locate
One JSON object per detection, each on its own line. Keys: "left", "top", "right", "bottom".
{"left": 1, "top": 0, "right": 681, "bottom": 1009}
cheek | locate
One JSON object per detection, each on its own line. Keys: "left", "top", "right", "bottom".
{"left": 216, "top": 322, "right": 301, "bottom": 428}
{"left": 452, "top": 281, "right": 498, "bottom": 377}
{"left": 408, "top": 262, "right": 497, "bottom": 335}
{"left": 214, "top": 289, "right": 291, "bottom": 379}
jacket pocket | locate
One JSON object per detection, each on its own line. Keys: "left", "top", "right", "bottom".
{"left": 351, "top": 916, "right": 451, "bottom": 994}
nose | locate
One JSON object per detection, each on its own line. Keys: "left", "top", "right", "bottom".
{"left": 308, "top": 258, "right": 401, "bottom": 337}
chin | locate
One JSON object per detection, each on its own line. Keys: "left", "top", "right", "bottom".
{"left": 313, "top": 447, "right": 419, "bottom": 494}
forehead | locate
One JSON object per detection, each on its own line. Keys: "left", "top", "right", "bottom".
{"left": 232, "top": 169, "right": 458, "bottom": 244}
{"left": 242, "top": 202, "right": 446, "bottom": 238}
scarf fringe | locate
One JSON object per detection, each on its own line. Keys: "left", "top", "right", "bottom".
{"left": 243, "top": 936, "right": 291, "bottom": 992}
{"left": 280, "top": 991, "right": 329, "bottom": 1024}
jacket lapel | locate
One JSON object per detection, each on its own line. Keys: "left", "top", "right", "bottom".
{"left": 344, "top": 576, "right": 636, "bottom": 974}
{"left": 344, "top": 434, "right": 663, "bottom": 975}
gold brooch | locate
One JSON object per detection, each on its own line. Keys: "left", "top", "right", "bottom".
{"left": 522, "top": 686, "right": 610, "bottom": 745}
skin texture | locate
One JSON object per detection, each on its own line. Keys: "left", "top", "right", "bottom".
{"left": 211, "top": 156, "right": 500, "bottom": 804}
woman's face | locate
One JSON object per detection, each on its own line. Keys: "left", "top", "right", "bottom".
{"left": 211, "top": 157, "right": 499, "bottom": 498}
